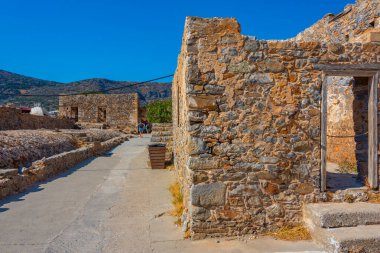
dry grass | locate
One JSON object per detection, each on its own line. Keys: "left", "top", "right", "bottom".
{"left": 183, "top": 230, "right": 191, "bottom": 239}
{"left": 266, "top": 226, "right": 311, "bottom": 241}
{"left": 168, "top": 181, "right": 184, "bottom": 226}
{"left": 337, "top": 161, "right": 357, "bottom": 174}
{"left": 326, "top": 191, "right": 335, "bottom": 202}
{"left": 166, "top": 164, "right": 175, "bottom": 171}
{"left": 368, "top": 191, "right": 380, "bottom": 203}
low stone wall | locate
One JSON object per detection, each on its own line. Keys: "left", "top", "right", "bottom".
{"left": 0, "top": 136, "right": 127, "bottom": 199}
{"left": 0, "top": 107, "right": 75, "bottom": 130}
{"left": 150, "top": 123, "right": 173, "bottom": 162}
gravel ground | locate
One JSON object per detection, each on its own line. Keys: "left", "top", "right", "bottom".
{"left": 0, "top": 129, "right": 123, "bottom": 169}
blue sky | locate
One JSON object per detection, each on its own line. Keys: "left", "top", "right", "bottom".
{"left": 0, "top": 0, "right": 355, "bottom": 83}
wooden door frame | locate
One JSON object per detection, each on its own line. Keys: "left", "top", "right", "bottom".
{"left": 314, "top": 64, "right": 380, "bottom": 191}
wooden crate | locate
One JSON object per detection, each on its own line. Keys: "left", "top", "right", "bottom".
{"left": 148, "top": 144, "right": 166, "bottom": 169}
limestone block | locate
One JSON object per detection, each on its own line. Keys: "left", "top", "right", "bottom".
{"left": 191, "top": 182, "right": 226, "bottom": 207}
{"left": 353, "top": 28, "right": 380, "bottom": 43}
{"left": 259, "top": 156, "right": 279, "bottom": 164}
{"left": 188, "top": 96, "right": 217, "bottom": 111}
{"left": 188, "top": 157, "right": 220, "bottom": 170}
{"left": 188, "top": 137, "right": 207, "bottom": 155}
{"left": 265, "top": 203, "right": 285, "bottom": 219}
{"left": 204, "top": 84, "right": 225, "bottom": 95}
{"left": 191, "top": 206, "right": 211, "bottom": 221}
{"left": 246, "top": 73, "right": 273, "bottom": 84}
{"left": 263, "top": 58, "right": 284, "bottom": 73}
{"left": 188, "top": 111, "right": 207, "bottom": 122}
{"left": 228, "top": 61, "right": 256, "bottom": 73}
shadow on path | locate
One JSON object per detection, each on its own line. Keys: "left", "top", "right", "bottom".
{"left": 327, "top": 171, "right": 362, "bottom": 191}
{"left": 0, "top": 148, "right": 117, "bottom": 213}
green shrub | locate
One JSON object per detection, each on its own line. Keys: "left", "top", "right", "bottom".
{"left": 146, "top": 100, "right": 172, "bottom": 123}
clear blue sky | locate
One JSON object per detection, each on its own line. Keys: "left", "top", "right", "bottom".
{"left": 0, "top": 0, "right": 354, "bottom": 83}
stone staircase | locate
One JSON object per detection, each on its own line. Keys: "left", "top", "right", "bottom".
{"left": 304, "top": 202, "right": 380, "bottom": 253}
{"left": 150, "top": 123, "right": 173, "bottom": 162}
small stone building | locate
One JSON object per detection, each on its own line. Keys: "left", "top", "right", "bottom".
{"left": 172, "top": 0, "right": 380, "bottom": 238}
{"left": 59, "top": 94, "right": 139, "bottom": 131}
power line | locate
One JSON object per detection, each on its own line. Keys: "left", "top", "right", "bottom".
{"left": 0, "top": 74, "right": 174, "bottom": 97}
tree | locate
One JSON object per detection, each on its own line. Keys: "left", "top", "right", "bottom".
{"left": 146, "top": 100, "right": 172, "bottom": 123}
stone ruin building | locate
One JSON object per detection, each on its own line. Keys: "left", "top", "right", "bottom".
{"left": 59, "top": 93, "right": 139, "bottom": 131}
{"left": 172, "top": 0, "right": 380, "bottom": 248}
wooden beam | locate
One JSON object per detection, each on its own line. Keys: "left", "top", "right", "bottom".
{"left": 368, "top": 72, "right": 379, "bottom": 189}
{"left": 321, "top": 74, "right": 328, "bottom": 192}
{"left": 314, "top": 64, "right": 380, "bottom": 72}
{"left": 323, "top": 70, "right": 378, "bottom": 77}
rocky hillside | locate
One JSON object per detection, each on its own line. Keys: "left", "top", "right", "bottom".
{"left": 0, "top": 70, "right": 172, "bottom": 111}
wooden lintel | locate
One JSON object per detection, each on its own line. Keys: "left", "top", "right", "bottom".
{"left": 323, "top": 70, "right": 378, "bottom": 77}
{"left": 314, "top": 64, "right": 380, "bottom": 72}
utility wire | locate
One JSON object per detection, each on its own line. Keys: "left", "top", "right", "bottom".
{"left": 0, "top": 74, "right": 174, "bottom": 97}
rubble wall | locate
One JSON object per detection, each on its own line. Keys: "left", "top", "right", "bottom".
{"left": 0, "top": 129, "right": 123, "bottom": 169}
{"left": 326, "top": 77, "right": 357, "bottom": 164}
{"left": 59, "top": 94, "right": 139, "bottom": 131}
{"left": 172, "top": 16, "right": 380, "bottom": 238}
{"left": 0, "top": 107, "right": 75, "bottom": 130}
{"left": 326, "top": 77, "right": 370, "bottom": 168}
{"left": 293, "top": 0, "right": 380, "bottom": 43}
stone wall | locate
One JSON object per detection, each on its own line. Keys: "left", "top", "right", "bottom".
{"left": 172, "top": 16, "right": 380, "bottom": 238}
{"left": 0, "top": 135, "right": 127, "bottom": 199}
{"left": 326, "top": 77, "right": 357, "bottom": 164}
{"left": 293, "top": 0, "right": 380, "bottom": 43}
{"left": 0, "top": 107, "right": 75, "bottom": 130}
{"left": 59, "top": 94, "right": 139, "bottom": 132}
{"left": 326, "top": 77, "right": 369, "bottom": 170}
{"left": 0, "top": 129, "right": 123, "bottom": 169}
{"left": 151, "top": 123, "right": 173, "bottom": 162}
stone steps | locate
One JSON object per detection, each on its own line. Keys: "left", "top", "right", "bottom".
{"left": 151, "top": 127, "right": 173, "bottom": 132}
{"left": 151, "top": 123, "right": 173, "bottom": 132}
{"left": 151, "top": 136, "right": 173, "bottom": 142}
{"left": 304, "top": 203, "right": 380, "bottom": 252}
{"left": 151, "top": 131, "right": 173, "bottom": 137}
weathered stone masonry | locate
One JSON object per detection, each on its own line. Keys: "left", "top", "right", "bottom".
{"left": 59, "top": 94, "right": 139, "bottom": 131}
{"left": 172, "top": 13, "right": 380, "bottom": 238}
{"left": 0, "top": 107, "right": 74, "bottom": 131}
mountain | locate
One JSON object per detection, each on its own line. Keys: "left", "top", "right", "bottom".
{"left": 0, "top": 70, "right": 172, "bottom": 111}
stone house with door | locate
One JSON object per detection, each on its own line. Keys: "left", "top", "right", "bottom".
{"left": 172, "top": 0, "right": 380, "bottom": 245}
{"left": 59, "top": 94, "right": 139, "bottom": 131}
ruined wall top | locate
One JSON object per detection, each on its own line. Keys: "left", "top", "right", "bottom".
{"left": 293, "top": 0, "right": 380, "bottom": 43}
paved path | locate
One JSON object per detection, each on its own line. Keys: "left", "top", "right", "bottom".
{"left": 0, "top": 136, "right": 325, "bottom": 253}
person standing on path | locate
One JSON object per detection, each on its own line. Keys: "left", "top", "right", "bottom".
{"left": 138, "top": 121, "right": 145, "bottom": 138}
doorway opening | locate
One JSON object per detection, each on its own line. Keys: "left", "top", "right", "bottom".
{"left": 97, "top": 107, "right": 107, "bottom": 123}
{"left": 318, "top": 64, "right": 379, "bottom": 192}
{"left": 326, "top": 76, "right": 369, "bottom": 191}
{"left": 70, "top": 107, "right": 78, "bottom": 121}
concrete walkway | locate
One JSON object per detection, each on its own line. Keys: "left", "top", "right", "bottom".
{"left": 0, "top": 136, "right": 325, "bottom": 253}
